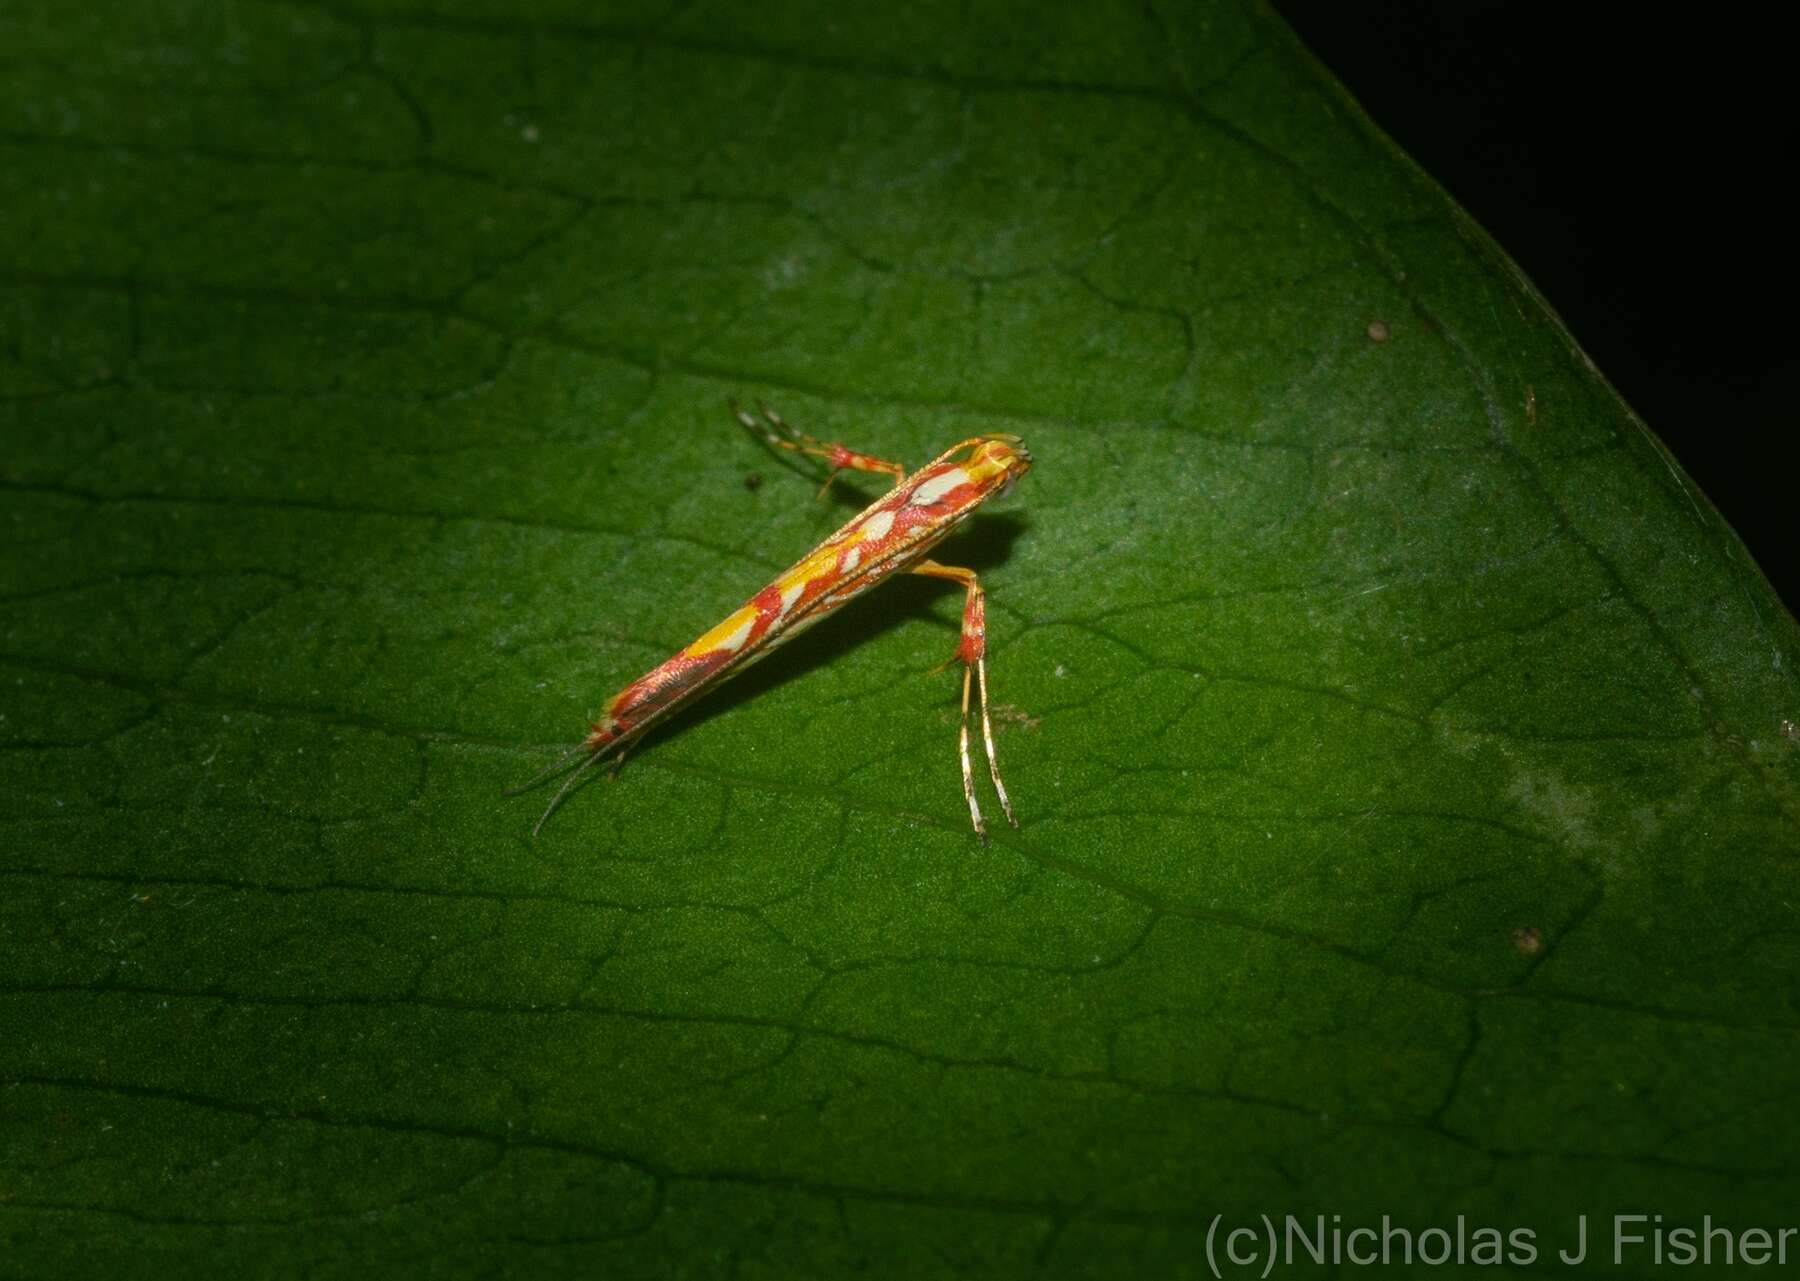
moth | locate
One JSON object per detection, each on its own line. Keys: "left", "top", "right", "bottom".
{"left": 514, "top": 404, "right": 1032, "bottom": 841}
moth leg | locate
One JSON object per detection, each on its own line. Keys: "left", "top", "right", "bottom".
{"left": 910, "top": 558, "right": 1018, "bottom": 841}
{"left": 731, "top": 399, "right": 907, "bottom": 498}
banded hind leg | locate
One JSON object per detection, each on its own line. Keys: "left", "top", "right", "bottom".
{"left": 910, "top": 558, "right": 1017, "bottom": 842}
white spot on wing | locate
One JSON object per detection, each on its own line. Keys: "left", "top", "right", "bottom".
{"left": 860, "top": 508, "right": 895, "bottom": 540}
{"left": 766, "top": 610, "right": 825, "bottom": 651}
{"left": 908, "top": 468, "right": 969, "bottom": 507}
{"left": 716, "top": 615, "right": 755, "bottom": 653}
{"left": 777, "top": 581, "right": 804, "bottom": 619}
{"left": 842, "top": 545, "right": 862, "bottom": 571}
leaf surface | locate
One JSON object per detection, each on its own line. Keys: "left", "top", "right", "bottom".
{"left": 4, "top": 2, "right": 1799, "bottom": 1275}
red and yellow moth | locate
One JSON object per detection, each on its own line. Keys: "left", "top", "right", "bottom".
{"left": 512, "top": 404, "right": 1034, "bottom": 841}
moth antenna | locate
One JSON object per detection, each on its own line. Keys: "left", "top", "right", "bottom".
{"left": 503, "top": 740, "right": 594, "bottom": 797}
{"left": 531, "top": 748, "right": 611, "bottom": 837}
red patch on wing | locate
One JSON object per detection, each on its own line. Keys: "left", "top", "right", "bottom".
{"left": 750, "top": 582, "right": 786, "bottom": 625}
{"left": 608, "top": 649, "right": 731, "bottom": 725}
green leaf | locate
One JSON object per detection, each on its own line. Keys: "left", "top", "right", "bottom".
{"left": 5, "top": 1, "right": 1798, "bottom": 1275}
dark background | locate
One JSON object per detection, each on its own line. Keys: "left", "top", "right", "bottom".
{"left": 1276, "top": 2, "right": 1793, "bottom": 614}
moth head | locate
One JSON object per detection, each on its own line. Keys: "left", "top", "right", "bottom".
{"left": 970, "top": 434, "right": 1032, "bottom": 499}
